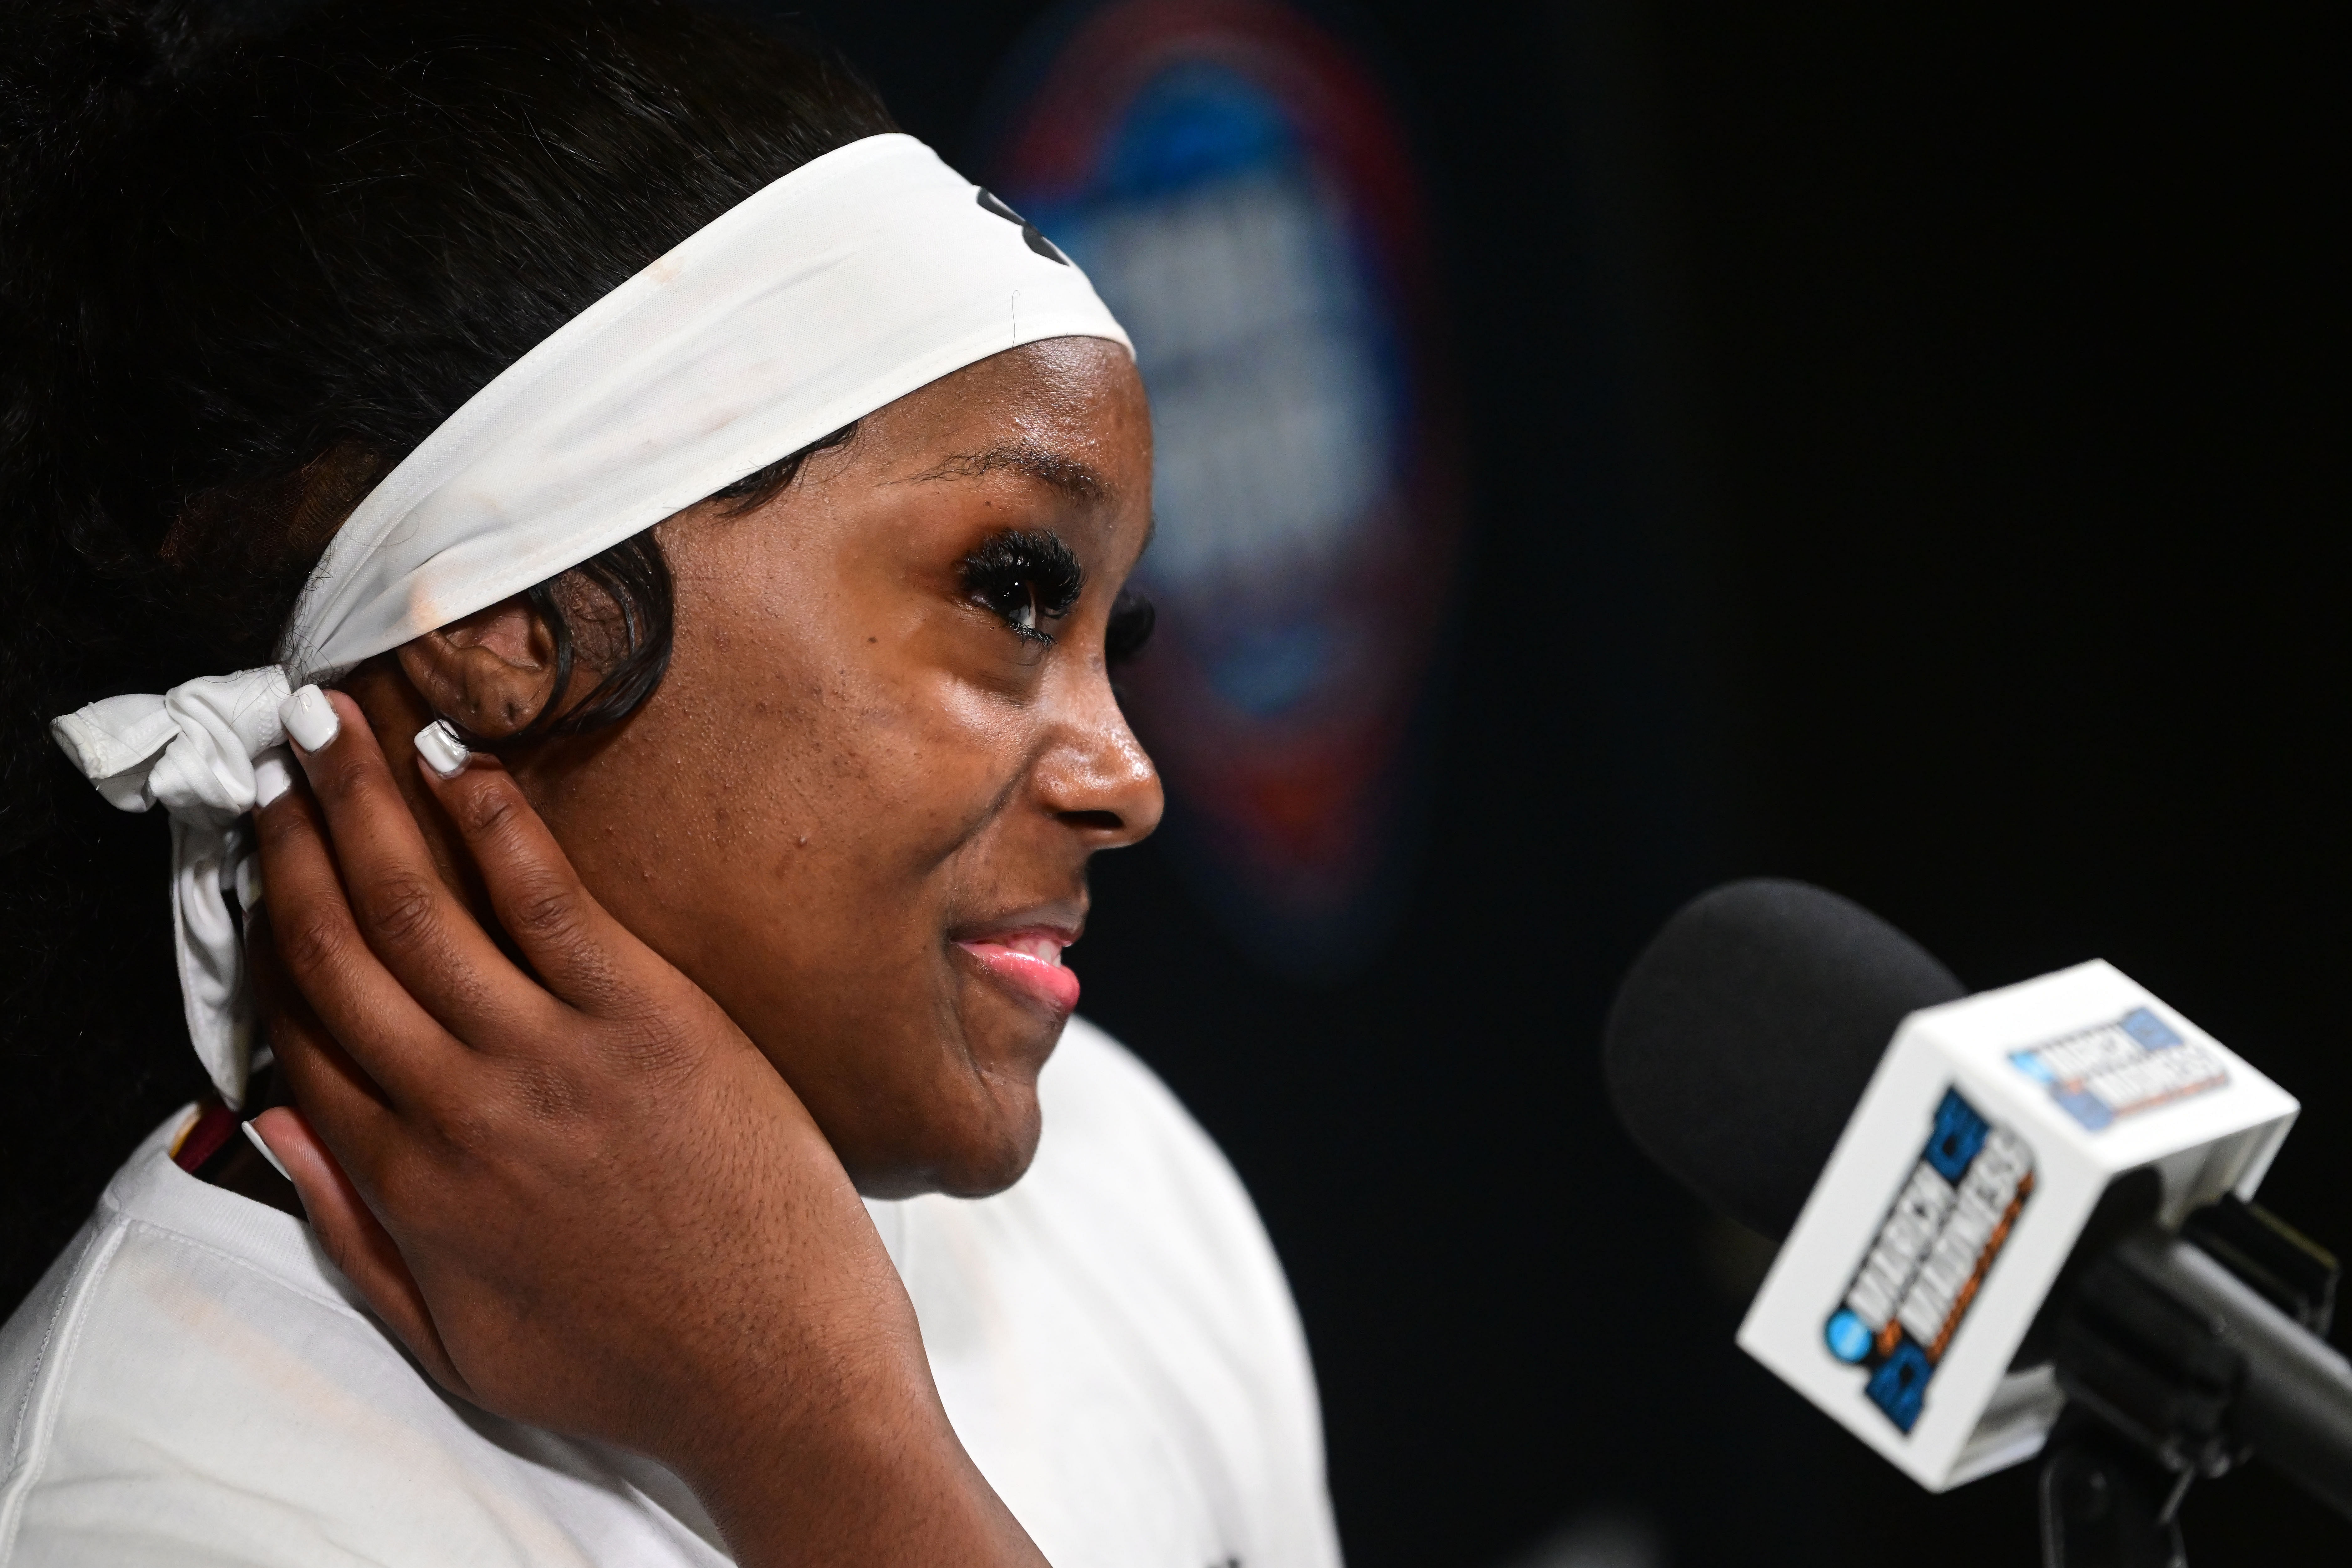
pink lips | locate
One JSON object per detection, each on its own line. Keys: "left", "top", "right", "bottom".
{"left": 957, "top": 930, "right": 1081, "bottom": 1014}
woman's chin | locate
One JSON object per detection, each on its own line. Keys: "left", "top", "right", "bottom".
{"left": 846, "top": 1091, "right": 1043, "bottom": 1200}
{"left": 828, "top": 1010, "right": 1053, "bottom": 1199}
{"left": 935, "top": 1017, "right": 1057, "bottom": 1196}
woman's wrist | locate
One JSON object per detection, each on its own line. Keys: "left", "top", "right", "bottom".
{"left": 676, "top": 1339, "right": 1042, "bottom": 1567}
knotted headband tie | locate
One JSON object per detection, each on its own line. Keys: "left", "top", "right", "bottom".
{"left": 48, "top": 134, "right": 1131, "bottom": 1106}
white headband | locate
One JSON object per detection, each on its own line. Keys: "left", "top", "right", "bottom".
{"left": 47, "top": 133, "right": 1131, "bottom": 1106}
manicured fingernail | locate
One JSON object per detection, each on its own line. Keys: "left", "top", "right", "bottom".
{"left": 414, "top": 719, "right": 471, "bottom": 780}
{"left": 252, "top": 747, "right": 295, "bottom": 809}
{"left": 279, "top": 685, "right": 339, "bottom": 753}
{"left": 242, "top": 1120, "right": 293, "bottom": 1182}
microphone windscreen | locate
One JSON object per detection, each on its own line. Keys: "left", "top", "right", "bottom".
{"left": 1604, "top": 879, "right": 1964, "bottom": 1241}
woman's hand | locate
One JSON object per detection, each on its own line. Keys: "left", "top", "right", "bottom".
{"left": 249, "top": 691, "right": 1040, "bottom": 1566}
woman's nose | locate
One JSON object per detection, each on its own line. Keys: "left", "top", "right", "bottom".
{"left": 1038, "top": 679, "right": 1164, "bottom": 849}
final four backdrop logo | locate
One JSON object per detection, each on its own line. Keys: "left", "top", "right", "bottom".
{"left": 981, "top": 0, "right": 1461, "bottom": 972}
{"left": 1824, "top": 1090, "right": 2034, "bottom": 1433}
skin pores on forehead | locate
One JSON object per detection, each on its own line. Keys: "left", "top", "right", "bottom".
{"left": 472, "top": 337, "right": 1160, "bottom": 1199}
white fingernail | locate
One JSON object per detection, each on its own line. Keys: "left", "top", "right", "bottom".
{"left": 252, "top": 747, "right": 295, "bottom": 809}
{"left": 414, "top": 719, "right": 471, "bottom": 780}
{"left": 242, "top": 1120, "right": 293, "bottom": 1182}
{"left": 279, "top": 685, "right": 340, "bottom": 753}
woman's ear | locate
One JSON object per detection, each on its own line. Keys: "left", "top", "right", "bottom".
{"left": 395, "top": 596, "right": 560, "bottom": 741}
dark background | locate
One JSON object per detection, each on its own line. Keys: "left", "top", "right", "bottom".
{"left": 804, "top": 1, "right": 2348, "bottom": 1562}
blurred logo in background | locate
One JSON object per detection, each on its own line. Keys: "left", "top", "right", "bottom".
{"left": 986, "top": 0, "right": 1460, "bottom": 973}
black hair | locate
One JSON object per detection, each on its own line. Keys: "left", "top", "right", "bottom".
{"left": 0, "top": 0, "right": 896, "bottom": 1305}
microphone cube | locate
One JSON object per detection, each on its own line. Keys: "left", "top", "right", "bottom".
{"left": 1736, "top": 959, "right": 2297, "bottom": 1490}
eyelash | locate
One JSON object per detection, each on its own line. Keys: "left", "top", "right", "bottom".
{"left": 959, "top": 530, "right": 1084, "bottom": 646}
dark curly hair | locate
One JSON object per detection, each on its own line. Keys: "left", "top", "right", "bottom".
{"left": 0, "top": 0, "right": 896, "bottom": 1306}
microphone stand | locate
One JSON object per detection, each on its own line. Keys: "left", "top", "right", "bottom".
{"left": 2039, "top": 1195, "right": 2350, "bottom": 1567}
{"left": 2040, "top": 1409, "right": 2191, "bottom": 1568}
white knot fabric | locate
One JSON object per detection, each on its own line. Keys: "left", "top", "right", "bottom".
{"left": 48, "top": 133, "right": 1131, "bottom": 1105}
{"left": 50, "top": 670, "right": 294, "bottom": 1105}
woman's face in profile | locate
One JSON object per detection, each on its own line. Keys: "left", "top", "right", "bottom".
{"left": 499, "top": 337, "right": 1160, "bottom": 1199}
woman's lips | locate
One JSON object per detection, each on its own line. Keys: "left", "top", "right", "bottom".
{"left": 956, "top": 929, "right": 1081, "bottom": 1015}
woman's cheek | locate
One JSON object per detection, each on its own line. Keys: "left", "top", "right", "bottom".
{"left": 858, "top": 692, "right": 1041, "bottom": 872}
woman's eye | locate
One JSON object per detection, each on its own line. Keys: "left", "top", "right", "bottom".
{"left": 958, "top": 530, "right": 1083, "bottom": 647}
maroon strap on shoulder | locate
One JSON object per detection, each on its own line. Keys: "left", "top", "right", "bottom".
{"left": 172, "top": 1098, "right": 242, "bottom": 1175}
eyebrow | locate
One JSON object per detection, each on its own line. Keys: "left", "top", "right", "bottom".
{"left": 905, "top": 442, "right": 1111, "bottom": 505}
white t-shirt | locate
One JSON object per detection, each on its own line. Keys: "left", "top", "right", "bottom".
{"left": 0, "top": 1017, "right": 1340, "bottom": 1568}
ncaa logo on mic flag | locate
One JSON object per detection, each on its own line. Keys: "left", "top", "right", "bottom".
{"left": 1742, "top": 960, "right": 2297, "bottom": 1491}
{"left": 1823, "top": 1089, "right": 2034, "bottom": 1434}
{"left": 2007, "top": 1005, "right": 2229, "bottom": 1131}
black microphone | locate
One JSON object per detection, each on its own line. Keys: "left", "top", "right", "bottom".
{"left": 1604, "top": 878, "right": 1962, "bottom": 1244}
{"left": 1605, "top": 879, "right": 2352, "bottom": 1544}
